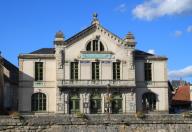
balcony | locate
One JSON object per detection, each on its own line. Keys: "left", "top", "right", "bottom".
{"left": 33, "top": 81, "right": 45, "bottom": 87}
{"left": 19, "top": 81, "right": 55, "bottom": 88}
{"left": 136, "top": 81, "right": 168, "bottom": 88}
{"left": 57, "top": 80, "right": 135, "bottom": 88}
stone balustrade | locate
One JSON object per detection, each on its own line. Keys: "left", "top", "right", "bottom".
{"left": 57, "top": 80, "right": 136, "bottom": 88}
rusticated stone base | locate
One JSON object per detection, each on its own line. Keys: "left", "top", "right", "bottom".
{"left": 0, "top": 114, "right": 192, "bottom": 132}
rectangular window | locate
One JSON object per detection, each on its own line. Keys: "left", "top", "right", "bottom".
{"left": 144, "top": 63, "right": 152, "bottom": 81}
{"left": 71, "top": 62, "right": 78, "bottom": 80}
{"left": 35, "top": 62, "right": 43, "bottom": 81}
{"left": 113, "top": 62, "right": 120, "bottom": 80}
{"left": 93, "top": 40, "right": 98, "bottom": 51}
{"left": 92, "top": 62, "right": 99, "bottom": 80}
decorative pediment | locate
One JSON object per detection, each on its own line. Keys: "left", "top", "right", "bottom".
{"left": 64, "top": 14, "right": 126, "bottom": 48}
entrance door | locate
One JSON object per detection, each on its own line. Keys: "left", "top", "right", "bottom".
{"left": 142, "top": 92, "right": 157, "bottom": 112}
{"left": 90, "top": 94, "right": 101, "bottom": 114}
{"left": 69, "top": 94, "right": 80, "bottom": 114}
{"left": 111, "top": 93, "right": 122, "bottom": 114}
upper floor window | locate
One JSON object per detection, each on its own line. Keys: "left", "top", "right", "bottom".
{"left": 35, "top": 62, "right": 43, "bottom": 81}
{"left": 70, "top": 62, "right": 78, "bottom": 80}
{"left": 92, "top": 62, "right": 99, "bottom": 80}
{"left": 144, "top": 63, "right": 152, "bottom": 81}
{"left": 113, "top": 62, "right": 120, "bottom": 80}
{"left": 86, "top": 40, "right": 104, "bottom": 51}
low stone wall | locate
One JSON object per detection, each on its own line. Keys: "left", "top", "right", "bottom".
{"left": 0, "top": 114, "right": 192, "bottom": 132}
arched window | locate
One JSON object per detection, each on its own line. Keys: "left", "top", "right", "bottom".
{"left": 86, "top": 41, "right": 91, "bottom": 51}
{"left": 31, "top": 93, "right": 46, "bottom": 111}
{"left": 111, "top": 93, "right": 122, "bottom": 114}
{"left": 90, "top": 93, "right": 101, "bottom": 114}
{"left": 142, "top": 92, "right": 157, "bottom": 112}
{"left": 86, "top": 40, "right": 105, "bottom": 51}
{"left": 69, "top": 93, "right": 80, "bottom": 114}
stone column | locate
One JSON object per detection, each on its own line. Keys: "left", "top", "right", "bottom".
{"left": 103, "top": 93, "right": 112, "bottom": 114}
{"left": 56, "top": 89, "right": 65, "bottom": 114}
{"left": 101, "top": 93, "right": 105, "bottom": 113}
{"left": 54, "top": 31, "right": 65, "bottom": 114}
{"left": 125, "top": 92, "right": 136, "bottom": 113}
{"left": 80, "top": 93, "right": 84, "bottom": 113}
{"left": 122, "top": 93, "right": 126, "bottom": 113}
{"left": 82, "top": 93, "right": 90, "bottom": 114}
{"left": 64, "top": 92, "right": 69, "bottom": 114}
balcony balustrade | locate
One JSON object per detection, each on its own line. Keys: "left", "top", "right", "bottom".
{"left": 57, "top": 80, "right": 135, "bottom": 88}
{"left": 19, "top": 81, "right": 55, "bottom": 88}
{"left": 57, "top": 80, "right": 168, "bottom": 88}
{"left": 136, "top": 81, "right": 168, "bottom": 88}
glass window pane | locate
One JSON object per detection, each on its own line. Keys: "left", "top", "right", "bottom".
{"left": 31, "top": 93, "right": 46, "bottom": 111}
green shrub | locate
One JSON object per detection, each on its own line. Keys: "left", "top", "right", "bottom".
{"left": 9, "top": 111, "right": 21, "bottom": 119}
{"left": 135, "top": 111, "right": 145, "bottom": 119}
{"left": 75, "top": 112, "right": 86, "bottom": 118}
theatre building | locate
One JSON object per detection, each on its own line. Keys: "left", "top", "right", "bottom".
{"left": 18, "top": 14, "right": 168, "bottom": 114}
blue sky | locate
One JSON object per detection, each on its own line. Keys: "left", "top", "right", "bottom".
{"left": 0, "top": 0, "right": 192, "bottom": 82}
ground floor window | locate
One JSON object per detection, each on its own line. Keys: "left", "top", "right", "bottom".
{"left": 111, "top": 93, "right": 122, "bottom": 114}
{"left": 31, "top": 93, "right": 46, "bottom": 111}
{"left": 142, "top": 92, "right": 156, "bottom": 112}
{"left": 69, "top": 93, "right": 80, "bottom": 114}
{"left": 90, "top": 94, "right": 101, "bottom": 114}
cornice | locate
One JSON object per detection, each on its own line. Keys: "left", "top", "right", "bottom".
{"left": 18, "top": 54, "right": 55, "bottom": 59}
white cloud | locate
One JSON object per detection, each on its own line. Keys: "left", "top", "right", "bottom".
{"left": 147, "top": 49, "right": 155, "bottom": 54}
{"left": 169, "top": 66, "right": 192, "bottom": 79}
{"left": 174, "top": 30, "right": 183, "bottom": 37}
{"left": 187, "top": 25, "right": 192, "bottom": 32}
{"left": 115, "top": 4, "right": 127, "bottom": 13}
{"left": 132, "top": 0, "right": 192, "bottom": 21}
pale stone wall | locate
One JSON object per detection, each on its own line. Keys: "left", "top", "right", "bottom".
{"left": 135, "top": 60, "right": 168, "bottom": 112}
{"left": 18, "top": 59, "right": 56, "bottom": 112}
{"left": 80, "top": 62, "right": 91, "bottom": 79}
{"left": 63, "top": 30, "right": 135, "bottom": 81}
{"left": 101, "top": 62, "right": 112, "bottom": 80}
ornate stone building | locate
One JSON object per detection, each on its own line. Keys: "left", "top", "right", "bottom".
{"left": 18, "top": 14, "right": 168, "bottom": 114}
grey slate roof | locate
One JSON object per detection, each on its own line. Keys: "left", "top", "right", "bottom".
{"left": 30, "top": 48, "right": 55, "bottom": 54}
{"left": 134, "top": 49, "right": 153, "bottom": 56}
{"left": 29, "top": 48, "right": 153, "bottom": 57}
{"left": 28, "top": 46, "right": 167, "bottom": 60}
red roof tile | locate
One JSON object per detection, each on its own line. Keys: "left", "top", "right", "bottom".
{"left": 172, "top": 85, "right": 190, "bottom": 105}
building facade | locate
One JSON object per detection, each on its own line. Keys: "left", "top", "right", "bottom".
{"left": 18, "top": 14, "right": 168, "bottom": 114}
